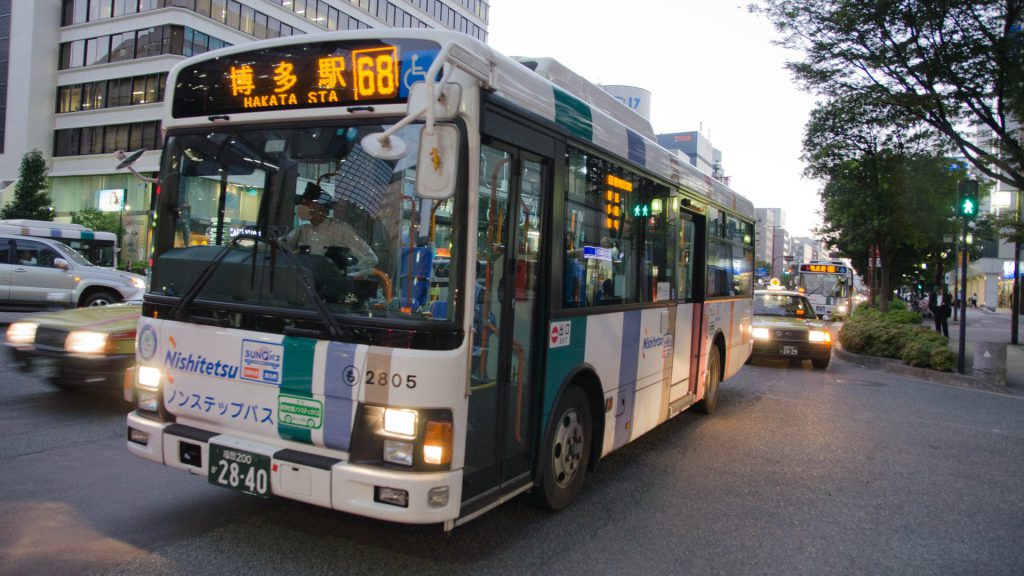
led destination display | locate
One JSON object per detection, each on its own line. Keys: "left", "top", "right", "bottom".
{"left": 172, "top": 38, "right": 440, "bottom": 118}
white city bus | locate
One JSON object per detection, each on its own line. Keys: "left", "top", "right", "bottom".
{"left": 0, "top": 219, "right": 117, "bottom": 267}
{"left": 797, "top": 261, "right": 854, "bottom": 320}
{"left": 125, "top": 30, "right": 755, "bottom": 530}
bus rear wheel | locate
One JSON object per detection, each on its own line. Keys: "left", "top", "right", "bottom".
{"left": 534, "top": 386, "right": 591, "bottom": 511}
{"left": 695, "top": 345, "right": 721, "bottom": 414}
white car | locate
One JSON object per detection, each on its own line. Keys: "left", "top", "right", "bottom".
{"left": 0, "top": 234, "right": 145, "bottom": 309}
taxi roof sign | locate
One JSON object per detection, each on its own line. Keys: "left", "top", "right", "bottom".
{"left": 767, "top": 278, "right": 784, "bottom": 290}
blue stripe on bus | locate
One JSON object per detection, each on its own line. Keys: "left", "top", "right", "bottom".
{"left": 614, "top": 310, "right": 641, "bottom": 449}
{"left": 627, "top": 129, "right": 646, "bottom": 166}
{"left": 323, "top": 341, "right": 358, "bottom": 452}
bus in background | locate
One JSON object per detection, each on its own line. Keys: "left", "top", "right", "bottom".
{"left": 796, "top": 261, "right": 854, "bottom": 320}
{"left": 124, "top": 30, "right": 755, "bottom": 531}
{"left": 0, "top": 219, "right": 117, "bottom": 267}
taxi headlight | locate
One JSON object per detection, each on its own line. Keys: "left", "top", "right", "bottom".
{"left": 6, "top": 322, "right": 38, "bottom": 345}
{"left": 809, "top": 330, "right": 832, "bottom": 344}
{"left": 138, "top": 365, "right": 162, "bottom": 390}
{"left": 751, "top": 327, "right": 771, "bottom": 340}
{"left": 65, "top": 331, "right": 108, "bottom": 354}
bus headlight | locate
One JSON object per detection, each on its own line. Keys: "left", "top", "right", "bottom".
{"left": 383, "top": 439, "right": 415, "bottom": 466}
{"left": 751, "top": 327, "right": 771, "bottom": 340}
{"left": 137, "top": 388, "right": 160, "bottom": 412}
{"left": 383, "top": 408, "right": 417, "bottom": 436}
{"left": 836, "top": 304, "right": 848, "bottom": 314}
{"left": 65, "top": 331, "right": 108, "bottom": 354}
{"left": 137, "top": 365, "right": 162, "bottom": 390}
{"left": 809, "top": 330, "right": 832, "bottom": 344}
{"left": 6, "top": 322, "right": 37, "bottom": 345}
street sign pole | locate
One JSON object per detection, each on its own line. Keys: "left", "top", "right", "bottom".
{"left": 958, "top": 215, "right": 969, "bottom": 374}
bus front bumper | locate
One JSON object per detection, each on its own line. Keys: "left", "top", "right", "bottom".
{"left": 126, "top": 413, "right": 462, "bottom": 525}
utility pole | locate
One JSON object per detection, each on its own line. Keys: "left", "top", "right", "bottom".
{"left": 956, "top": 179, "right": 978, "bottom": 374}
{"left": 1013, "top": 188, "right": 1021, "bottom": 345}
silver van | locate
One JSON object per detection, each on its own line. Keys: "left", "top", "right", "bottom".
{"left": 0, "top": 234, "right": 145, "bottom": 309}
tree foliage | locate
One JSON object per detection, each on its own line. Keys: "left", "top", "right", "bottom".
{"left": 0, "top": 149, "right": 52, "bottom": 220}
{"left": 70, "top": 207, "right": 121, "bottom": 234}
{"left": 755, "top": 0, "right": 1024, "bottom": 191}
{"left": 805, "top": 95, "right": 963, "bottom": 309}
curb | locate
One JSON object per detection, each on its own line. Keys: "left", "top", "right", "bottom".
{"left": 833, "top": 343, "right": 1012, "bottom": 394}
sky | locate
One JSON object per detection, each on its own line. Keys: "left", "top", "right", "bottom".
{"left": 486, "top": 1, "right": 822, "bottom": 237}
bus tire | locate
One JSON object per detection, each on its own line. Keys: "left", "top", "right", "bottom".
{"left": 695, "top": 345, "right": 721, "bottom": 414}
{"left": 534, "top": 386, "right": 591, "bottom": 511}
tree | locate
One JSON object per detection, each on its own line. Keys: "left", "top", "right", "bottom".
{"left": 70, "top": 207, "right": 121, "bottom": 234}
{"left": 0, "top": 149, "right": 52, "bottom": 220}
{"left": 803, "top": 95, "right": 963, "bottom": 310}
{"left": 755, "top": 0, "right": 1024, "bottom": 191}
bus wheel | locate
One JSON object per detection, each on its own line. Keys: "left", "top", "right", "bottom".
{"left": 695, "top": 346, "right": 721, "bottom": 414}
{"left": 535, "top": 386, "right": 591, "bottom": 511}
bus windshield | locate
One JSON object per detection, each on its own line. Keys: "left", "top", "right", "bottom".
{"left": 150, "top": 121, "right": 459, "bottom": 323}
{"left": 798, "top": 273, "right": 849, "bottom": 298}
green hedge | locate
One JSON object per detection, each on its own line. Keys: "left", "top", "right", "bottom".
{"left": 840, "top": 305, "right": 955, "bottom": 372}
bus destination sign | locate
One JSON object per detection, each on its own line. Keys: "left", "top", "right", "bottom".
{"left": 800, "top": 264, "right": 848, "bottom": 274}
{"left": 172, "top": 39, "right": 440, "bottom": 118}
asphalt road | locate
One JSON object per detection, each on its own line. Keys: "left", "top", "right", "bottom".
{"left": 1, "top": 335, "right": 1023, "bottom": 575}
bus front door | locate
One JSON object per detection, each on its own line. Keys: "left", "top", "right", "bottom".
{"left": 462, "top": 143, "right": 547, "bottom": 508}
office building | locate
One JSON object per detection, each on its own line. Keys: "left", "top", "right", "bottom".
{"left": 0, "top": 0, "right": 488, "bottom": 262}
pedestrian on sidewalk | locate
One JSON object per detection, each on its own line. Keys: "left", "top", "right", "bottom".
{"left": 971, "top": 292, "right": 978, "bottom": 308}
{"left": 938, "top": 293, "right": 951, "bottom": 338}
{"left": 929, "top": 290, "right": 940, "bottom": 330}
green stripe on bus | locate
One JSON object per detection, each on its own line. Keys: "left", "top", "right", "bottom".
{"left": 553, "top": 87, "right": 593, "bottom": 141}
{"left": 278, "top": 336, "right": 316, "bottom": 444}
{"left": 542, "top": 316, "right": 588, "bottom": 425}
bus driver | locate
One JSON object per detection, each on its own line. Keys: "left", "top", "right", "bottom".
{"left": 284, "top": 183, "right": 378, "bottom": 276}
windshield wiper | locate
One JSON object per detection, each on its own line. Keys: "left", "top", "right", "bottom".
{"left": 169, "top": 234, "right": 342, "bottom": 340}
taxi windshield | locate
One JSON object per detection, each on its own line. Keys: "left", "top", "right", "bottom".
{"left": 754, "top": 293, "right": 817, "bottom": 319}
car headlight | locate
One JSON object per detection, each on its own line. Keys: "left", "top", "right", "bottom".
{"left": 137, "top": 365, "right": 162, "bottom": 390}
{"left": 751, "top": 327, "right": 771, "bottom": 340}
{"left": 808, "top": 330, "right": 832, "bottom": 344}
{"left": 6, "top": 322, "right": 38, "bottom": 345}
{"left": 129, "top": 277, "right": 147, "bottom": 291}
{"left": 65, "top": 331, "right": 108, "bottom": 354}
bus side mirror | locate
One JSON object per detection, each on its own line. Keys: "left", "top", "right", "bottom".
{"left": 416, "top": 124, "right": 459, "bottom": 200}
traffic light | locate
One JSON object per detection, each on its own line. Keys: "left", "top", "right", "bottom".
{"left": 958, "top": 179, "right": 979, "bottom": 219}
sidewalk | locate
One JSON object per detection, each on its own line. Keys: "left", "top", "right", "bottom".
{"left": 940, "top": 306, "right": 1023, "bottom": 389}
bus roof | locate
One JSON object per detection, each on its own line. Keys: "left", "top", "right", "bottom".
{"left": 162, "top": 29, "right": 754, "bottom": 220}
{"left": 0, "top": 221, "right": 116, "bottom": 241}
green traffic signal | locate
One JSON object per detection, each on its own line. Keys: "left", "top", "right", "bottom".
{"left": 960, "top": 197, "right": 975, "bottom": 215}
{"left": 957, "top": 179, "right": 979, "bottom": 219}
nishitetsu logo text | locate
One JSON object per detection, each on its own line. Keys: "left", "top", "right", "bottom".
{"left": 165, "top": 350, "right": 239, "bottom": 379}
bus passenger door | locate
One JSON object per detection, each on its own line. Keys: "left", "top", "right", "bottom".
{"left": 463, "top": 143, "right": 546, "bottom": 506}
{"left": 670, "top": 211, "right": 706, "bottom": 400}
